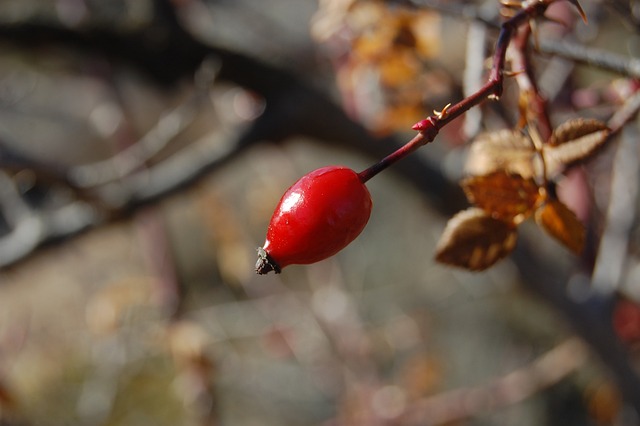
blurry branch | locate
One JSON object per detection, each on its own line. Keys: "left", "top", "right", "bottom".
{"left": 513, "top": 94, "right": 640, "bottom": 417}
{"left": 591, "top": 126, "right": 639, "bottom": 294}
{"left": 513, "top": 237, "right": 640, "bottom": 419}
{"left": 462, "top": 21, "right": 487, "bottom": 138}
{"left": 136, "top": 210, "right": 220, "bottom": 425}
{"left": 607, "top": 89, "right": 640, "bottom": 133}
{"left": 0, "top": 169, "right": 96, "bottom": 266}
{"left": 0, "top": 171, "right": 43, "bottom": 265}
{"left": 512, "top": 76, "right": 640, "bottom": 421}
{"left": 606, "top": 0, "right": 640, "bottom": 33}
{"left": 538, "top": 40, "right": 640, "bottom": 79}
{"left": 401, "top": 338, "right": 587, "bottom": 425}
{"left": 410, "top": 0, "right": 640, "bottom": 79}
{"left": 510, "top": 25, "right": 553, "bottom": 138}
{"left": 69, "top": 65, "right": 217, "bottom": 188}
{"left": 590, "top": 91, "right": 640, "bottom": 293}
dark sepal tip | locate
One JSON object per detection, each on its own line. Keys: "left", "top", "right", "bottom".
{"left": 255, "top": 247, "right": 281, "bottom": 275}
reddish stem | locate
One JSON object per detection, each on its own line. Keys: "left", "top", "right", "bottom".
{"left": 512, "top": 25, "right": 553, "bottom": 140}
{"left": 358, "top": 131, "right": 427, "bottom": 183}
{"left": 358, "top": 0, "right": 553, "bottom": 183}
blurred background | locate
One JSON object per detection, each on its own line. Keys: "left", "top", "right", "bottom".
{"left": 0, "top": 0, "right": 638, "bottom": 425}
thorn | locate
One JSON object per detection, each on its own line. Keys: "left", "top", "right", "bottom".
{"left": 433, "top": 103, "right": 452, "bottom": 120}
{"left": 567, "top": 0, "right": 588, "bottom": 24}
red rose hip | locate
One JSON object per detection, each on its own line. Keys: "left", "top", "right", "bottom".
{"left": 256, "top": 166, "right": 373, "bottom": 274}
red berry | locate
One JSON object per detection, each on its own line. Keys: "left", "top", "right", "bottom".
{"left": 256, "top": 166, "right": 372, "bottom": 274}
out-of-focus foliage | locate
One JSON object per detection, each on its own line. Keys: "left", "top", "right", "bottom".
{"left": 312, "top": 0, "right": 450, "bottom": 134}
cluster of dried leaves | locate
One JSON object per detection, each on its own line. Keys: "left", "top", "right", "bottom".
{"left": 436, "top": 118, "right": 610, "bottom": 271}
{"left": 312, "top": 0, "right": 447, "bottom": 133}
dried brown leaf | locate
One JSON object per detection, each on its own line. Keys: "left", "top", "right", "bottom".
{"left": 535, "top": 200, "right": 585, "bottom": 254}
{"left": 379, "top": 50, "right": 421, "bottom": 87}
{"left": 462, "top": 171, "right": 542, "bottom": 222}
{"left": 465, "top": 129, "right": 540, "bottom": 179}
{"left": 435, "top": 208, "right": 517, "bottom": 271}
{"left": 548, "top": 118, "right": 608, "bottom": 146}
{"left": 411, "top": 10, "right": 441, "bottom": 58}
{"left": 543, "top": 127, "right": 610, "bottom": 177}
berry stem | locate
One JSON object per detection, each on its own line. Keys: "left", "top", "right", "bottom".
{"left": 357, "top": 0, "right": 558, "bottom": 184}
{"left": 358, "top": 132, "right": 426, "bottom": 183}
{"left": 358, "top": 78, "right": 501, "bottom": 183}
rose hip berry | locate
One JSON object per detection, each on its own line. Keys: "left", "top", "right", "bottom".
{"left": 256, "top": 166, "right": 372, "bottom": 274}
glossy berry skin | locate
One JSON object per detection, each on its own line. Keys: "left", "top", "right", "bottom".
{"left": 256, "top": 166, "right": 372, "bottom": 274}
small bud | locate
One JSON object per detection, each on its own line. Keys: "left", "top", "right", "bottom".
{"left": 412, "top": 119, "right": 430, "bottom": 131}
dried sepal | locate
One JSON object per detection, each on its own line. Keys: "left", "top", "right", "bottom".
{"left": 435, "top": 208, "right": 517, "bottom": 271}
{"left": 535, "top": 200, "right": 585, "bottom": 254}
{"left": 543, "top": 122, "right": 610, "bottom": 177}
{"left": 461, "top": 171, "right": 542, "bottom": 222}
{"left": 465, "top": 129, "right": 540, "bottom": 179}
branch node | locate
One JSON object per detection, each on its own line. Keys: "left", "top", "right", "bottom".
{"left": 412, "top": 116, "right": 440, "bottom": 141}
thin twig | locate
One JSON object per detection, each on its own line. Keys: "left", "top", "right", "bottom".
{"left": 591, "top": 127, "right": 639, "bottom": 294}
{"left": 400, "top": 338, "right": 587, "bottom": 425}
{"left": 510, "top": 24, "right": 553, "bottom": 139}
{"left": 539, "top": 39, "right": 640, "bottom": 79}
{"left": 401, "top": 338, "right": 587, "bottom": 426}
{"left": 589, "top": 89, "right": 640, "bottom": 294}
{"left": 414, "top": 0, "right": 640, "bottom": 79}
{"left": 608, "top": 89, "right": 640, "bottom": 134}
{"left": 69, "top": 90, "right": 208, "bottom": 188}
